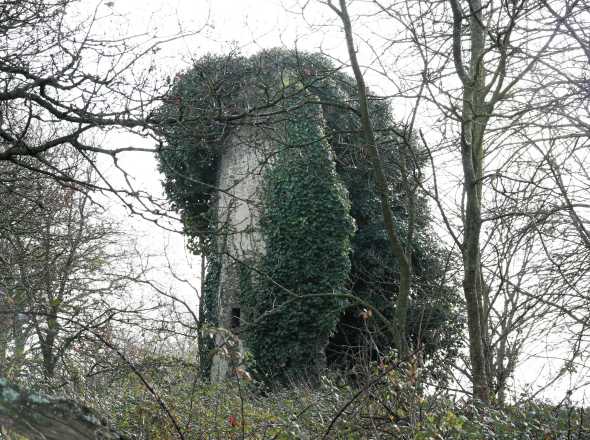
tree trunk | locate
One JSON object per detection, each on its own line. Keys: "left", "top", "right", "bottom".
{"left": 0, "top": 377, "right": 127, "bottom": 440}
{"left": 335, "top": 0, "right": 413, "bottom": 358}
{"left": 450, "top": 0, "right": 491, "bottom": 402}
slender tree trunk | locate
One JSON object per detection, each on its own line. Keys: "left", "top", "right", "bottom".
{"left": 333, "top": 0, "right": 413, "bottom": 358}
{"left": 394, "top": 259, "right": 411, "bottom": 355}
{"left": 449, "top": 0, "right": 490, "bottom": 402}
{"left": 0, "top": 306, "right": 9, "bottom": 372}
{"left": 41, "top": 314, "right": 59, "bottom": 380}
{"left": 10, "top": 312, "right": 27, "bottom": 380}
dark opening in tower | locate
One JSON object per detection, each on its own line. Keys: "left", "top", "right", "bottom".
{"left": 230, "top": 307, "right": 241, "bottom": 332}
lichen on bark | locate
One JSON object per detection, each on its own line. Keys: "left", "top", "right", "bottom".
{"left": 0, "top": 377, "right": 126, "bottom": 440}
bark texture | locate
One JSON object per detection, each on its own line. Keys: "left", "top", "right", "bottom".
{"left": 0, "top": 378, "right": 126, "bottom": 440}
{"left": 449, "top": 0, "right": 491, "bottom": 402}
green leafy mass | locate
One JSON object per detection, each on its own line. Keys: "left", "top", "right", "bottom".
{"left": 157, "top": 48, "right": 463, "bottom": 382}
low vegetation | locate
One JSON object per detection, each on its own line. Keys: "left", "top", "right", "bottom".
{"left": 85, "top": 354, "right": 590, "bottom": 439}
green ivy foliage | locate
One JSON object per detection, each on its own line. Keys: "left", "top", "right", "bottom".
{"left": 156, "top": 48, "right": 463, "bottom": 383}
{"left": 325, "top": 123, "right": 462, "bottom": 375}
{"left": 156, "top": 54, "right": 251, "bottom": 253}
{"left": 244, "top": 94, "right": 354, "bottom": 382}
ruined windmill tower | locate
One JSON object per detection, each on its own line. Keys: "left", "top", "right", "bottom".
{"left": 158, "top": 49, "right": 457, "bottom": 384}
{"left": 200, "top": 61, "right": 356, "bottom": 381}
{"left": 158, "top": 50, "right": 360, "bottom": 382}
{"left": 206, "top": 96, "right": 353, "bottom": 382}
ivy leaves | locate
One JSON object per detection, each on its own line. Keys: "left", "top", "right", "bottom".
{"left": 246, "top": 100, "right": 354, "bottom": 382}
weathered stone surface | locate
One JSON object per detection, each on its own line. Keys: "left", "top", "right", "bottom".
{"left": 0, "top": 377, "right": 126, "bottom": 440}
{"left": 210, "top": 127, "right": 270, "bottom": 381}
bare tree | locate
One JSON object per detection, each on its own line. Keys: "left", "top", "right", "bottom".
{"left": 0, "top": 154, "right": 141, "bottom": 384}
{"left": 0, "top": 0, "right": 196, "bottom": 221}
{"left": 325, "top": 0, "right": 422, "bottom": 359}
{"left": 310, "top": 0, "right": 590, "bottom": 403}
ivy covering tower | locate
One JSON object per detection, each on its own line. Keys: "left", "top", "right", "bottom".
{"left": 157, "top": 49, "right": 462, "bottom": 383}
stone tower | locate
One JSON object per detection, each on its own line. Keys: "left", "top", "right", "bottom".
{"left": 158, "top": 50, "right": 460, "bottom": 384}
{"left": 208, "top": 127, "right": 270, "bottom": 381}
